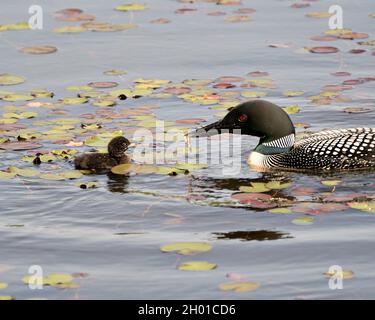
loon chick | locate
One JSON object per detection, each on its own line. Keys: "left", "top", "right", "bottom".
{"left": 194, "top": 100, "right": 375, "bottom": 171}
{"left": 74, "top": 136, "right": 131, "bottom": 171}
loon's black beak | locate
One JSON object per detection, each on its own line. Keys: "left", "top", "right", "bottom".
{"left": 189, "top": 120, "right": 226, "bottom": 137}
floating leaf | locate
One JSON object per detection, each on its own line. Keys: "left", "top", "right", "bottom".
{"left": 0, "top": 142, "right": 42, "bottom": 151}
{"left": 305, "top": 11, "right": 333, "bottom": 18}
{"left": 60, "top": 170, "right": 83, "bottom": 179}
{"left": 2, "top": 94, "right": 34, "bottom": 102}
{"left": 265, "top": 181, "right": 292, "bottom": 190}
{"left": 219, "top": 281, "right": 260, "bottom": 293}
{"left": 268, "top": 208, "right": 292, "bottom": 214}
{"left": 283, "top": 90, "right": 304, "bottom": 97}
{"left": 225, "top": 15, "right": 251, "bottom": 23}
{"left": 115, "top": 3, "right": 147, "bottom": 11}
{"left": 61, "top": 97, "right": 88, "bottom": 105}
{"left": 19, "top": 46, "right": 57, "bottom": 54}
{"left": 160, "top": 242, "right": 212, "bottom": 255}
{"left": 0, "top": 295, "right": 14, "bottom": 300}
{"left": 9, "top": 166, "right": 39, "bottom": 178}
{"left": 39, "top": 173, "right": 66, "bottom": 181}
{"left": 309, "top": 46, "right": 339, "bottom": 54}
{"left": 241, "top": 91, "right": 267, "bottom": 98}
{"left": 324, "top": 270, "right": 354, "bottom": 279}
{"left": 321, "top": 180, "right": 341, "bottom": 186}
{"left": 0, "top": 171, "right": 16, "bottom": 180}
{"left": 343, "top": 107, "right": 371, "bottom": 114}
{"left": 292, "top": 216, "right": 314, "bottom": 225}
{"left": 283, "top": 105, "right": 300, "bottom": 114}
{"left": 0, "top": 73, "right": 25, "bottom": 86}
{"left": 53, "top": 26, "right": 86, "bottom": 33}
{"left": 103, "top": 69, "right": 127, "bottom": 76}
{"left": 177, "top": 261, "right": 217, "bottom": 271}
{"left": 174, "top": 163, "right": 208, "bottom": 170}
{"left": 239, "top": 182, "right": 270, "bottom": 193}
{"left": 0, "top": 282, "right": 8, "bottom": 289}
{"left": 347, "top": 201, "right": 375, "bottom": 212}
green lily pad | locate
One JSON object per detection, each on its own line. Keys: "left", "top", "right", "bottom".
{"left": 0, "top": 73, "right": 25, "bottom": 86}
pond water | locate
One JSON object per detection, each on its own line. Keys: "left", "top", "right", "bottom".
{"left": 1, "top": 0, "right": 375, "bottom": 299}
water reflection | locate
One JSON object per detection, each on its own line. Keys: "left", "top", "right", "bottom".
{"left": 213, "top": 230, "right": 293, "bottom": 241}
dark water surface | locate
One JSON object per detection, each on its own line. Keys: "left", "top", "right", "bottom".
{"left": 1, "top": 0, "right": 375, "bottom": 299}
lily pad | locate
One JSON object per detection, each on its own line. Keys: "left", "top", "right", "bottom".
{"left": 19, "top": 46, "right": 57, "bottom": 54}
{"left": 177, "top": 261, "right": 217, "bottom": 271}
{"left": 160, "top": 242, "right": 212, "bottom": 255}
{"left": 219, "top": 281, "right": 260, "bottom": 293}
{"left": 0, "top": 73, "right": 25, "bottom": 86}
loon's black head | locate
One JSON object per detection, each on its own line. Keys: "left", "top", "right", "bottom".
{"left": 193, "top": 100, "right": 295, "bottom": 144}
{"left": 108, "top": 136, "right": 131, "bottom": 158}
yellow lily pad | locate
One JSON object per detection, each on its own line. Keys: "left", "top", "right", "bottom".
{"left": 39, "top": 173, "right": 66, "bottom": 181}
{"left": 283, "top": 105, "right": 300, "bottom": 114}
{"left": 292, "top": 216, "right": 314, "bottom": 225}
{"left": 0, "top": 295, "right": 14, "bottom": 300}
{"left": 321, "top": 180, "right": 341, "bottom": 186}
{"left": 60, "top": 170, "right": 83, "bottom": 179}
{"left": 160, "top": 242, "right": 212, "bottom": 255}
{"left": 0, "top": 75, "right": 26, "bottom": 88}
{"left": 324, "top": 270, "right": 354, "bottom": 280}
{"left": 177, "top": 261, "right": 217, "bottom": 271}
{"left": 239, "top": 182, "right": 270, "bottom": 193}
{"left": 0, "top": 171, "right": 15, "bottom": 180}
{"left": 0, "top": 282, "right": 8, "bottom": 289}
{"left": 268, "top": 208, "right": 292, "bottom": 214}
{"left": 115, "top": 3, "right": 147, "bottom": 11}
{"left": 283, "top": 90, "right": 304, "bottom": 97}
{"left": 265, "top": 181, "right": 292, "bottom": 189}
{"left": 3, "top": 94, "right": 34, "bottom": 102}
{"left": 219, "top": 281, "right": 260, "bottom": 293}
{"left": 61, "top": 97, "right": 88, "bottom": 105}
{"left": 53, "top": 26, "right": 86, "bottom": 33}
{"left": 241, "top": 91, "right": 267, "bottom": 98}
{"left": 9, "top": 167, "right": 39, "bottom": 178}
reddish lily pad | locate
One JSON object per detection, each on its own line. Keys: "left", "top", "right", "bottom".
{"left": 247, "top": 71, "right": 269, "bottom": 77}
{"left": 310, "top": 35, "right": 337, "bottom": 41}
{"left": 175, "top": 8, "right": 197, "bottom": 14}
{"left": 0, "top": 142, "right": 42, "bottom": 151}
{"left": 207, "top": 11, "right": 226, "bottom": 16}
{"left": 19, "top": 46, "right": 57, "bottom": 54}
{"left": 291, "top": 3, "right": 310, "bottom": 8}
{"left": 213, "top": 83, "right": 236, "bottom": 89}
{"left": 309, "top": 46, "right": 339, "bottom": 54}
{"left": 216, "top": 76, "right": 244, "bottom": 83}
{"left": 175, "top": 118, "right": 205, "bottom": 124}
{"left": 150, "top": 18, "right": 171, "bottom": 24}
{"left": 234, "top": 8, "right": 256, "bottom": 14}
{"left": 342, "top": 107, "right": 371, "bottom": 114}
{"left": 331, "top": 71, "right": 351, "bottom": 77}
{"left": 348, "top": 49, "right": 366, "bottom": 54}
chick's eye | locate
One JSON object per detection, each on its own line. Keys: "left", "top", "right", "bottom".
{"left": 238, "top": 114, "right": 248, "bottom": 122}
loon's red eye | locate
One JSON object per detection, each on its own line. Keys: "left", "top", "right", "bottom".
{"left": 238, "top": 114, "right": 248, "bottom": 122}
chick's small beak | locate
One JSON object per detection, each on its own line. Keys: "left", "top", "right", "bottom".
{"left": 188, "top": 120, "right": 224, "bottom": 137}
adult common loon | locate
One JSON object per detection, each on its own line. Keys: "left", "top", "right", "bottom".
{"left": 75, "top": 136, "right": 131, "bottom": 171}
{"left": 193, "top": 100, "right": 375, "bottom": 171}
